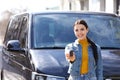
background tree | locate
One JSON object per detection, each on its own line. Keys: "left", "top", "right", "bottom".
{"left": 0, "top": 8, "right": 28, "bottom": 45}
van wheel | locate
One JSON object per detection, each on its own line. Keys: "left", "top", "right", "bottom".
{"left": 1, "top": 69, "right": 4, "bottom": 80}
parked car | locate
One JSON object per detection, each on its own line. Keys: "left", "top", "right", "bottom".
{"left": 1, "top": 11, "right": 120, "bottom": 80}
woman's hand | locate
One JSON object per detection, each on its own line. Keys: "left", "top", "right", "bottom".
{"left": 65, "top": 52, "right": 76, "bottom": 62}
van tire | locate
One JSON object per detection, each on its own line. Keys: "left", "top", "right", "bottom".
{"left": 1, "top": 69, "right": 4, "bottom": 80}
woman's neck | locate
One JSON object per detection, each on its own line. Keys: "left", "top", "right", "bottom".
{"left": 78, "top": 38, "right": 89, "bottom": 46}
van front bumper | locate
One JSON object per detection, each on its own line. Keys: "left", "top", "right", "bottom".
{"left": 32, "top": 72, "right": 66, "bottom": 80}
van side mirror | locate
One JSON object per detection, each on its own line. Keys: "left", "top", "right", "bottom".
{"left": 7, "top": 40, "right": 24, "bottom": 52}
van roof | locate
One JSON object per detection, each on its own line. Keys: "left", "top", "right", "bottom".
{"left": 13, "top": 11, "right": 118, "bottom": 17}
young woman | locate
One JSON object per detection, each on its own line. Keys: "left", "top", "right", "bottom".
{"left": 65, "top": 20, "right": 103, "bottom": 80}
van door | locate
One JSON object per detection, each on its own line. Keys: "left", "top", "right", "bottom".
{"left": 2, "top": 14, "right": 29, "bottom": 80}
{"left": 17, "top": 15, "right": 32, "bottom": 80}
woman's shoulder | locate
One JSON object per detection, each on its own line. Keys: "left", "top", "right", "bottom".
{"left": 65, "top": 43, "right": 73, "bottom": 47}
{"left": 94, "top": 43, "right": 101, "bottom": 55}
{"left": 95, "top": 43, "right": 101, "bottom": 49}
{"left": 66, "top": 39, "right": 79, "bottom": 47}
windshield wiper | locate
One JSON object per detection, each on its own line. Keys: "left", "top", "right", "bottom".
{"left": 34, "top": 46, "right": 65, "bottom": 49}
{"left": 101, "top": 47, "right": 120, "bottom": 49}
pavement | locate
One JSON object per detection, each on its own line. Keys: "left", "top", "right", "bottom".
{"left": 0, "top": 45, "right": 2, "bottom": 80}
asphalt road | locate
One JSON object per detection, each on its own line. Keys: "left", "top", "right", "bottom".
{"left": 0, "top": 46, "right": 2, "bottom": 80}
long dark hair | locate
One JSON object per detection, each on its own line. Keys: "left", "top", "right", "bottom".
{"left": 73, "top": 19, "right": 88, "bottom": 29}
{"left": 87, "top": 37, "right": 98, "bottom": 65}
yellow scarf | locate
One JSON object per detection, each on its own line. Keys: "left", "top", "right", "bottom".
{"left": 79, "top": 38, "right": 89, "bottom": 74}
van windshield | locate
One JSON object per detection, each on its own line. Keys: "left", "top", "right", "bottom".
{"left": 32, "top": 13, "right": 120, "bottom": 49}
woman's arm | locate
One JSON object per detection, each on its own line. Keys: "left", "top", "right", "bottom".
{"left": 96, "top": 45, "right": 103, "bottom": 80}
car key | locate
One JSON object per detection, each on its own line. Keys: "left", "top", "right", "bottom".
{"left": 70, "top": 50, "right": 74, "bottom": 57}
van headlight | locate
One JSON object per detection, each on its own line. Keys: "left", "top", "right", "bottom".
{"left": 32, "top": 72, "right": 66, "bottom": 80}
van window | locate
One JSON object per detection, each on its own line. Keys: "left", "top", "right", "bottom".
{"left": 4, "top": 16, "right": 21, "bottom": 44}
{"left": 18, "top": 16, "right": 28, "bottom": 48}
{"left": 32, "top": 14, "right": 120, "bottom": 48}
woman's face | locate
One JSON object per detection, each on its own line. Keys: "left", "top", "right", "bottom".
{"left": 74, "top": 24, "right": 88, "bottom": 40}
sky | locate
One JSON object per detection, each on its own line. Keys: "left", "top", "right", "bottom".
{"left": 0, "top": 0, "right": 60, "bottom": 13}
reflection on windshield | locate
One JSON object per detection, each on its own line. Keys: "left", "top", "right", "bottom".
{"left": 32, "top": 13, "right": 120, "bottom": 48}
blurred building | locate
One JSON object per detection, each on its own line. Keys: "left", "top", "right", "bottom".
{"left": 60, "top": 0, "right": 120, "bottom": 15}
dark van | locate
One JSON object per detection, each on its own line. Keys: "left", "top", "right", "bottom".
{"left": 1, "top": 11, "right": 120, "bottom": 80}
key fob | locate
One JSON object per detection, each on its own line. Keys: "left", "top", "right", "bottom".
{"left": 70, "top": 50, "right": 74, "bottom": 57}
